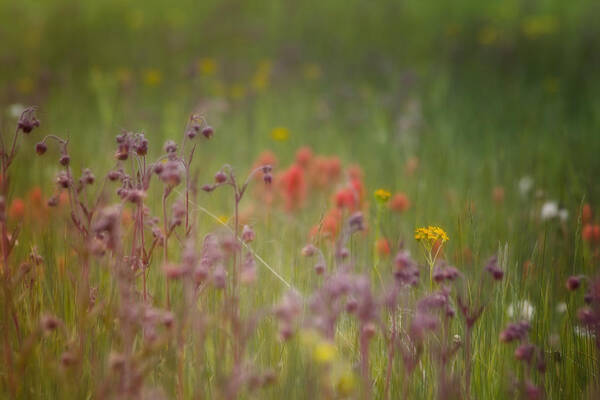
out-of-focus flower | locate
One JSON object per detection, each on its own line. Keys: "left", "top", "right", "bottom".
{"left": 582, "top": 204, "right": 592, "bottom": 224}
{"left": 518, "top": 176, "right": 533, "bottom": 196}
{"left": 388, "top": 192, "right": 410, "bottom": 213}
{"left": 492, "top": 186, "right": 505, "bottom": 205}
{"left": 405, "top": 157, "right": 419, "bottom": 176}
{"left": 313, "top": 341, "right": 336, "bottom": 364}
{"left": 540, "top": 201, "right": 559, "bottom": 220}
{"left": 197, "top": 57, "right": 217, "bottom": 76}
{"left": 376, "top": 237, "right": 391, "bottom": 257}
{"left": 142, "top": 68, "right": 162, "bottom": 87}
{"left": 374, "top": 189, "right": 391, "bottom": 204}
{"left": 415, "top": 226, "right": 449, "bottom": 244}
{"left": 9, "top": 198, "right": 25, "bottom": 219}
{"left": 270, "top": 127, "right": 290, "bottom": 142}
{"left": 507, "top": 300, "right": 535, "bottom": 321}
{"left": 556, "top": 302, "right": 567, "bottom": 314}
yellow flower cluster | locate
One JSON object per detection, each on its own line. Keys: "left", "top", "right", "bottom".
{"left": 414, "top": 226, "right": 449, "bottom": 243}
{"left": 374, "top": 189, "right": 391, "bottom": 203}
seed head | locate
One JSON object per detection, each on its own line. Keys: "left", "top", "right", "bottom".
{"left": 35, "top": 142, "right": 47, "bottom": 155}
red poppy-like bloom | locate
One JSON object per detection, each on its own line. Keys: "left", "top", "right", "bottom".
{"left": 389, "top": 193, "right": 411, "bottom": 213}
{"left": 334, "top": 187, "right": 358, "bottom": 210}
{"left": 309, "top": 208, "right": 342, "bottom": 240}
{"left": 311, "top": 156, "right": 341, "bottom": 188}
{"left": 492, "top": 186, "right": 504, "bottom": 205}
{"left": 9, "top": 198, "right": 25, "bottom": 219}
{"left": 28, "top": 186, "right": 43, "bottom": 206}
{"left": 376, "top": 237, "right": 391, "bottom": 257}
{"left": 295, "top": 146, "right": 313, "bottom": 169}
{"left": 279, "top": 164, "right": 306, "bottom": 211}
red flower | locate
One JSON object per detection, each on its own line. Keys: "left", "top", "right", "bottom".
{"left": 389, "top": 193, "right": 411, "bottom": 213}
{"left": 295, "top": 146, "right": 313, "bottom": 168}
{"left": 376, "top": 237, "right": 391, "bottom": 257}
{"left": 9, "top": 198, "right": 25, "bottom": 219}
{"left": 279, "top": 164, "right": 306, "bottom": 211}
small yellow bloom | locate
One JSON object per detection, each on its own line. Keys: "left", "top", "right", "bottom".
{"left": 336, "top": 371, "right": 356, "bottom": 396}
{"left": 313, "top": 341, "right": 336, "bottom": 364}
{"left": 270, "top": 127, "right": 290, "bottom": 142}
{"left": 217, "top": 215, "right": 229, "bottom": 225}
{"left": 414, "top": 226, "right": 449, "bottom": 243}
{"left": 142, "top": 68, "right": 162, "bottom": 87}
{"left": 197, "top": 58, "right": 217, "bottom": 77}
{"left": 374, "top": 189, "right": 391, "bottom": 204}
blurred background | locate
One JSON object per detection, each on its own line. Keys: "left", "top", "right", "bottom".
{"left": 1, "top": 0, "right": 599, "bottom": 201}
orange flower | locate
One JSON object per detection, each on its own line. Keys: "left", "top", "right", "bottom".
{"left": 388, "top": 193, "right": 411, "bottom": 213}
{"left": 594, "top": 225, "right": 600, "bottom": 243}
{"left": 376, "top": 237, "right": 391, "bottom": 257}
{"left": 9, "top": 198, "right": 25, "bottom": 219}
{"left": 253, "top": 150, "right": 278, "bottom": 171}
{"left": 279, "top": 164, "right": 306, "bottom": 211}
{"left": 59, "top": 191, "right": 70, "bottom": 206}
{"left": 310, "top": 208, "right": 341, "bottom": 240}
{"left": 335, "top": 187, "right": 358, "bottom": 210}
{"left": 296, "top": 146, "right": 313, "bottom": 168}
{"left": 28, "top": 186, "right": 43, "bottom": 207}
{"left": 492, "top": 186, "right": 504, "bottom": 205}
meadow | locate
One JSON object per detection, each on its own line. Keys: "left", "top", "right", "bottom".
{"left": 1, "top": 1, "right": 600, "bottom": 399}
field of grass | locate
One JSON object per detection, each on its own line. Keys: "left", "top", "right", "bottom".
{"left": 1, "top": 1, "right": 600, "bottom": 399}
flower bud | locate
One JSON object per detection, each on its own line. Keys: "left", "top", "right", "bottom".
{"left": 35, "top": 142, "right": 47, "bottom": 155}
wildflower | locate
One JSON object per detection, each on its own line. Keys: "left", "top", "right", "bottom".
{"left": 376, "top": 237, "right": 391, "bottom": 257}
{"left": 270, "top": 127, "right": 290, "bottom": 141}
{"left": 492, "top": 186, "right": 505, "bottom": 205}
{"left": 241, "top": 225, "right": 255, "bottom": 243}
{"left": 296, "top": 146, "right": 313, "bottom": 168}
{"left": 313, "top": 341, "right": 336, "bottom": 364}
{"left": 197, "top": 57, "right": 217, "bottom": 76}
{"left": 558, "top": 208, "right": 569, "bottom": 222}
{"left": 485, "top": 255, "right": 504, "bottom": 281}
{"left": 142, "top": 68, "right": 162, "bottom": 87}
{"left": 518, "top": 176, "right": 533, "bottom": 196}
{"left": 566, "top": 276, "right": 582, "bottom": 291}
{"left": 301, "top": 244, "right": 317, "bottom": 257}
{"left": 35, "top": 142, "right": 47, "bottom": 155}
{"left": 540, "top": 201, "right": 559, "bottom": 220}
{"left": 388, "top": 192, "right": 410, "bottom": 213}
{"left": 336, "top": 371, "right": 356, "bottom": 396}
{"left": 499, "top": 320, "right": 530, "bottom": 342}
{"left": 394, "top": 250, "right": 419, "bottom": 286}
{"left": 279, "top": 164, "right": 306, "bottom": 211}
{"left": 17, "top": 107, "right": 40, "bottom": 134}
{"left": 414, "top": 226, "right": 449, "bottom": 244}
{"left": 9, "top": 198, "right": 25, "bottom": 219}
{"left": 582, "top": 204, "right": 592, "bottom": 224}
{"left": 374, "top": 189, "right": 391, "bottom": 204}
{"left": 507, "top": 300, "right": 535, "bottom": 321}
{"left": 202, "top": 126, "right": 214, "bottom": 139}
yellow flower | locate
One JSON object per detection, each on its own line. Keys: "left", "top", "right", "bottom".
{"left": 336, "top": 371, "right": 356, "bottom": 396}
{"left": 313, "top": 341, "right": 336, "bottom": 364}
{"left": 142, "top": 68, "right": 162, "bottom": 87}
{"left": 197, "top": 58, "right": 217, "bottom": 77}
{"left": 414, "top": 226, "right": 449, "bottom": 243}
{"left": 217, "top": 215, "right": 229, "bottom": 225}
{"left": 374, "top": 189, "right": 391, "bottom": 204}
{"left": 270, "top": 127, "right": 290, "bottom": 142}
{"left": 252, "top": 60, "right": 272, "bottom": 91}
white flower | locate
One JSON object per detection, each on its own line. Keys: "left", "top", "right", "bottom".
{"left": 558, "top": 208, "right": 569, "bottom": 222}
{"left": 541, "top": 201, "right": 559, "bottom": 220}
{"left": 556, "top": 302, "right": 567, "bottom": 314}
{"left": 507, "top": 300, "right": 535, "bottom": 320}
{"left": 518, "top": 176, "right": 533, "bottom": 196}
{"left": 7, "top": 104, "right": 25, "bottom": 118}
{"left": 574, "top": 326, "right": 594, "bottom": 338}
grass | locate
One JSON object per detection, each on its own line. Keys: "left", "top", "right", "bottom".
{"left": 1, "top": 1, "right": 600, "bottom": 399}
